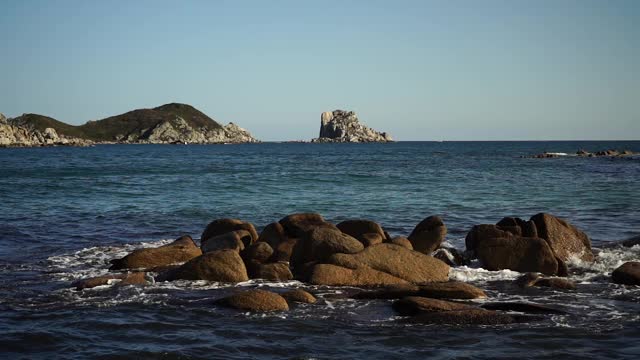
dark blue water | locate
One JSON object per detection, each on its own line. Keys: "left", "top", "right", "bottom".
{"left": 1, "top": 142, "right": 639, "bottom": 359}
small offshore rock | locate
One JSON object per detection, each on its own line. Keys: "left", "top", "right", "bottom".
{"left": 481, "top": 302, "right": 566, "bottom": 314}
{"left": 312, "top": 110, "right": 392, "bottom": 143}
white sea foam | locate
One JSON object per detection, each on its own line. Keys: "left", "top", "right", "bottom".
{"left": 570, "top": 245, "right": 640, "bottom": 282}
{"left": 449, "top": 266, "right": 522, "bottom": 283}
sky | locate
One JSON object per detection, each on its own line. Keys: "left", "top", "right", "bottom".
{"left": 1, "top": 0, "right": 638, "bottom": 141}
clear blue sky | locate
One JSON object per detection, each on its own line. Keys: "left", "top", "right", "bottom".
{"left": 1, "top": 0, "right": 638, "bottom": 140}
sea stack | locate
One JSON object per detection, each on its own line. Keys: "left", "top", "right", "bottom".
{"left": 312, "top": 110, "right": 393, "bottom": 143}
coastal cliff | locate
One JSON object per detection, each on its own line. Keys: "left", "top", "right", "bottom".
{"left": 312, "top": 110, "right": 392, "bottom": 143}
{"left": 0, "top": 103, "right": 258, "bottom": 147}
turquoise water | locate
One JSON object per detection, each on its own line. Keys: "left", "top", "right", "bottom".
{"left": 1, "top": 141, "right": 639, "bottom": 359}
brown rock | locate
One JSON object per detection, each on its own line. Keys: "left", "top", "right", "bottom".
{"left": 418, "top": 281, "right": 487, "bottom": 299}
{"left": 270, "top": 238, "right": 298, "bottom": 262}
{"left": 336, "top": 219, "right": 386, "bottom": 245}
{"left": 279, "top": 213, "right": 336, "bottom": 238}
{"left": 530, "top": 213, "right": 594, "bottom": 262}
{"left": 308, "top": 263, "right": 408, "bottom": 287}
{"left": 201, "top": 218, "right": 258, "bottom": 246}
{"left": 255, "top": 262, "right": 293, "bottom": 281}
{"left": 326, "top": 243, "right": 450, "bottom": 284}
{"left": 465, "top": 224, "right": 516, "bottom": 253}
{"left": 392, "top": 296, "right": 473, "bottom": 316}
{"left": 612, "top": 262, "right": 640, "bottom": 285}
{"left": 241, "top": 242, "right": 274, "bottom": 263}
{"left": 201, "top": 230, "right": 251, "bottom": 253}
{"left": 388, "top": 236, "right": 413, "bottom": 250}
{"left": 282, "top": 289, "right": 317, "bottom": 304}
{"left": 291, "top": 227, "right": 364, "bottom": 266}
{"left": 215, "top": 289, "right": 289, "bottom": 312}
{"left": 168, "top": 250, "right": 248, "bottom": 282}
{"left": 408, "top": 216, "right": 447, "bottom": 254}
{"left": 475, "top": 237, "right": 559, "bottom": 275}
{"left": 109, "top": 235, "right": 202, "bottom": 271}
{"left": 433, "top": 248, "right": 465, "bottom": 266}
{"left": 514, "top": 272, "right": 541, "bottom": 288}
{"left": 360, "top": 232, "right": 384, "bottom": 247}
{"left": 257, "top": 222, "right": 288, "bottom": 249}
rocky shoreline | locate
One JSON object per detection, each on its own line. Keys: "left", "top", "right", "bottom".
{"left": 527, "top": 149, "right": 638, "bottom": 158}
{"left": 70, "top": 212, "right": 640, "bottom": 325}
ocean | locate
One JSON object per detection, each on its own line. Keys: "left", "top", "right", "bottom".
{"left": 1, "top": 141, "right": 639, "bottom": 359}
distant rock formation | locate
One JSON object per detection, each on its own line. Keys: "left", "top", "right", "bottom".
{"left": 526, "top": 149, "right": 638, "bottom": 158}
{"left": 0, "top": 103, "right": 258, "bottom": 147}
{"left": 1, "top": 114, "right": 92, "bottom": 147}
{"left": 312, "top": 110, "right": 392, "bottom": 143}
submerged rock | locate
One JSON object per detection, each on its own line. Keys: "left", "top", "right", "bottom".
{"left": 404, "top": 309, "right": 522, "bottom": 325}
{"left": 72, "top": 272, "right": 150, "bottom": 290}
{"left": 612, "top": 262, "right": 640, "bottom": 286}
{"left": 215, "top": 290, "right": 289, "bottom": 312}
{"left": 109, "top": 235, "right": 202, "bottom": 271}
{"left": 480, "top": 302, "right": 566, "bottom": 314}
{"left": 392, "top": 297, "right": 473, "bottom": 316}
{"left": 312, "top": 110, "right": 392, "bottom": 143}
{"left": 282, "top": 289, "right": 317, "bottom": 304}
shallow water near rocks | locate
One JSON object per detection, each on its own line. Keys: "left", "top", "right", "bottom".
{"left": 1, "top": 141, "right": 639, "bottom": 359}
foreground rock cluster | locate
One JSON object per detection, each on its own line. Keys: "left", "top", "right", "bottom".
{"left": 312, "top": 110, "right": 393, "bottom": 143}
{"left": 72, "top": 212, "right": 639, "bottom": 324}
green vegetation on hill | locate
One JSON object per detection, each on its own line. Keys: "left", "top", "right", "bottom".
{"left": 9, "top": 103, "right": 224, "bottom": 141}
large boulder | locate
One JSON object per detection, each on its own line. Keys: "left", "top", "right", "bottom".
{"left": 530, "top": 213, "right": 594, "bottom": 262}
{"left": 201, "top": 219, "right": 258, "bottom": 246}
{"left": 465, "top": 224, "right": 517, "bottom": 253}
{"left": 109, "top": 236, "right": 202, "bottom": 271}
{"left": 201, "top": 230, "right": 252, "bottom": 253}
{"left": 215, "top": 290, "right": 289, "bottom": 312}
{"left": 308, "top": 263, "right": 409, "bottom": 287}
{"left": 326, "top": 243, "right": 450, "bottom": 284}
{"left": 475, "top": 237, "right": 559, "bottom": 275}
{"left": 408, "top": 216, "right": 447, "bottom": 254}
{"left": 167, "top": 250, "right": 248, "bottom": 282}
{"left": 336, "top": 219, "right": 387, "bottom": 245}
{"left": 291, "top": 227, "right": 364, "bottom": 266}
{"left": 392, "top": 296, "right": 474, "bottom": 316}
{"left": 612, "top": 262, "right": 640, "bottom": 286}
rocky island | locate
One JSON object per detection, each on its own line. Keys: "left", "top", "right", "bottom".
{"left": 312, "top": 110, "right": 393, "bottom": 143}
{"left": 0, "top": 103, "right": 258, "bottom": 147}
